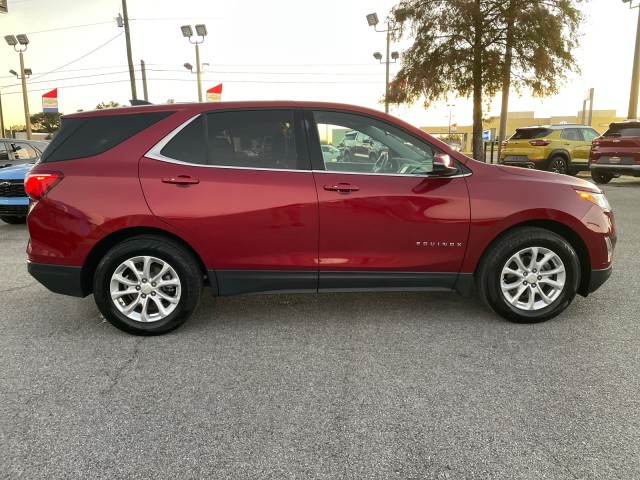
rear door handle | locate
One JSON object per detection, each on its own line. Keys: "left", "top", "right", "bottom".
{"left": 324, "top": 183, "right": 359, "bottom": 193}
{"left": 162, "top": 175, "right": 200, "bottom": 185}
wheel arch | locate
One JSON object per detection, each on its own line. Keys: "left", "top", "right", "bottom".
{"left": 547, "top": 149, "right": 570, "bottom": 163}
{"left": 474, "top": 219, "right": 591, "bottom": 296}
{"left": 80, "top": 227, "right": 211, "bottom": 297}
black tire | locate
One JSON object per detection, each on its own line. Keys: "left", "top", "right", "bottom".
{"left": 342, "top": 151, "right": 351, "bottom": 162}
{"left": 93, "top": 235, "right": 203, "bottom": 335}
{"left": 548, "top": 156, "right": 568, "bottom": 175}
{"left": 0, "top": 216, "right": 26, "bottom": 224}
{"left": 591, "top": 170, "right": 613, "bottom": 184}
{"left": 476, "top": 227, "right": 580, "bottom": 324}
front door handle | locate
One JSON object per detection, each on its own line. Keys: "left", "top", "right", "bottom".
{"left": 162, "top": 175, "right": 200, "bottom": 185}
{"left": 324, "top": 183, "right": 359, "bottom": 193}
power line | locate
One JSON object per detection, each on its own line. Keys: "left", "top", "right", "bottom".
{"left": 28, "top": 32, "right": 124, "bottom": 83}
{"left": 27, "top": 21, "right": 114, "bottom": 35}
{"left": 0, "top": 77, "right": 382, "bottom": 96}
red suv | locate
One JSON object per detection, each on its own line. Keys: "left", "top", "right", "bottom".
{"left": 589, "top": 120, "right": 640, "bottom": 184}
{"left": 25, "top": 102, "right": 616, "bottom": 335}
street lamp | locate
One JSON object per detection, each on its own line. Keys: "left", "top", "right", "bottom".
{"left": 623, "top": 0, "right": 640, "bottom": 118}
{"left": 447, "top": 103, "right": 455, "bottom": 137}
{"left": 366, "top": 12, "right": 400, "bottom": 114}
{"left": 181, "top": 24, "right": 207, "bottom": 102}
{"left": 4, "top": 33, "right": 32, "bottom": 139}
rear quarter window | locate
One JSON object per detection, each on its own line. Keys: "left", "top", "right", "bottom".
{"left": 40, "top": 111, "right": 173, "bottom": 163}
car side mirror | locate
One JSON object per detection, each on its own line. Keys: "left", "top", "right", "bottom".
{"left": 432, "top": 153, "right": 459, "bottom": 176}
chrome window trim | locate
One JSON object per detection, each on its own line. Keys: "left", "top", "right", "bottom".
{"left": 145, "top": 114, "right": 202, "bottom": 164}
{"left": 311, "top": 169, "right": 472, "bottom": 179}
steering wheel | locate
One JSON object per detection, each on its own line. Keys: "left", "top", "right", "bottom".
{"left": 372, "top": 151, "right": 397, "bottom": 173}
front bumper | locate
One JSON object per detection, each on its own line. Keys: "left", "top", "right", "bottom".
{"left": 587, "top": 264, "right": 613, "bottom": 294}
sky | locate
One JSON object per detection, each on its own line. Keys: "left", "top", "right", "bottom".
{"left": 0, "top": 0, "right": 638, "bottom": 130}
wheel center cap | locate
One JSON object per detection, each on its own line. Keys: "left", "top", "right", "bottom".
{"left": 141, "top": 284, "right": 153, "bottom": 294}
{"left": 526, "top": 273, "right": 537, "bottom": 284}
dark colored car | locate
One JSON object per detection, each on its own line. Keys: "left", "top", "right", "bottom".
{"left": 337, "top": 130, "right": 388, "bottom": 162}
{"left": 25, "top": 102, "right": 616, "bottom": 335}
{"left": 499, "top": 124, "right": 600, "bottom": 174}
{"left": 589, "top": 120, "right": 640, "bottom": 184}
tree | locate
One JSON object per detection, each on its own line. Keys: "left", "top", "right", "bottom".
{"left": 166, "top": 98, "right": 176, "bottom": 104}
{"left": 95, "top": 101, "right": 121, "bottom": 109}
{"left": 30, "top": 112, "right": 62, "bottom": 137}
{"left": 388, "top": 0, "right": 584, "bottom": 161}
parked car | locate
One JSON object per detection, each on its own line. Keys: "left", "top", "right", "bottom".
{"left": 0, "top": 138, "right": 48, "bottom": 168}
{"left": 499, "top": 124, "right": 600, "bottom": 174}
{"left": 0, "top": 162, "right": 32, "bottom": 224}
{"left": 321, "top": 144, "right": 340, "bottom": 162}
{"left": 589, "top": 119, "right": 640, "bottom": 184}
{"left": 25, "top": 102, "right": 615, "bottom": 335}
{"left": 337, "top": 130, "right": 388, "bottom": 162}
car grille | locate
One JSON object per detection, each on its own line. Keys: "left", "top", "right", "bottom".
{"left": 0, "top": 204, "right": 28, "bottom": 215}
{"left": 0, "top": 180, "right": 26, "bottom": 198}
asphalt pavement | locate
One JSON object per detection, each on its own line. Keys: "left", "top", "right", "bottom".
{"left": 1, "top": 176, "right": 639, "bottom": 479}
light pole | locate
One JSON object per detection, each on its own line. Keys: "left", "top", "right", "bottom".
{"left": 366, "top": 12, "right": 400, "bottom": 114}
{"left": 0, "top": 88, "right": 5, "bottom": 138}
{"left": 181, "top": 24, "right": 207, "bottom": 102}
{"left": 447, "top": 103, "right": 455, "bottom": 137}
{"left": 4, "top": 34, "right": 32, "bottom": 139}
{"left": 623, "top": 0, "right": 640, "bottom": 118}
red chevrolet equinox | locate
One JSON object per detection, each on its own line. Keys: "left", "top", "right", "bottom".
{"left": 25, "top": 102, "right": 616, "bottom": 335}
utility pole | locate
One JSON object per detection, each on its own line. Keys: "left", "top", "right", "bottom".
{"left": 629, "top": 3, "right": 640, "bottom": 118}
{"left": 0, "top": 90, "right": 5, "bottom": 138}
{"left": 122, "top": 0, "right": 137, "bottom": 101}
{"left": 141, "top": 60, "right": 148, "bottom": 102}
{"left": 19, "top": 50, "right": 32, "bottom": 139}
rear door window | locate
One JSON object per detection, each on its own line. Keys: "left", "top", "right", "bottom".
{"left": 206, "top": 110, "right": 301, "bottom": 170}
{"left": 560, "top": 129, "right": 581, "bottom": 141}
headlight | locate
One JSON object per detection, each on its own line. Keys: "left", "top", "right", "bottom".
{"left": 575, "top": 189, "right": 611, "bottom": 210}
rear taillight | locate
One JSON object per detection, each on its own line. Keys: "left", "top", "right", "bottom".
{"left": 529, "top": 139, "right": 551, "bottom": 147}
{"left": 24, "top": 172, "right": 63, "bottom": 201}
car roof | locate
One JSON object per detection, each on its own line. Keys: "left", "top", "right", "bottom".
{"left": 515, "top": 124, "right": 593, "bottom": 131}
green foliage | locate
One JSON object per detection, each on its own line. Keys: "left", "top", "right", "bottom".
{"left": 30, "top": 112, "right": 62, "bottom": 134}
{"left": 95, "top": 101, "right": 122, "bottom": 109}
{"left": 388, "top": 0, "right": 585, "bottom": 160}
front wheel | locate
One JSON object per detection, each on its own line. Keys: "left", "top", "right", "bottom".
{"left": 476, "top": 227, "right": 580, "bottom": 324}
{"left": 93, "top": 236, "right": 203, "bottom": 335}
{"left": 591, "top": 170, "right": 613, "bottom": 184}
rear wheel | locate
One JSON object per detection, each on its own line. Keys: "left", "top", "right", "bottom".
{"left": 548, "top": 156, "right": 568, "bottom": 174}
{"left": 0, "top": 216, "right": 26, "bottom": 224}
{"left": 94, "top": 235, "right": 202, "bottom": 335}
{"left": 476, "top": 227, "right": 580, "bottom": 324}
{"left": 591, "top": 170, "right": 613, "bottom": 184}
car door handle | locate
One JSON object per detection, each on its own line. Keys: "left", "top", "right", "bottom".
{"left": 162, "top": 175, "right": 200, "bottom": 185}
{"left": 324, "top": 183, "right": 359, "bottom": 193}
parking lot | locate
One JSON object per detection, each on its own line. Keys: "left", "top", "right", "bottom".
{"left": 1, "top": 176, "right": 639, "bottom": 479}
